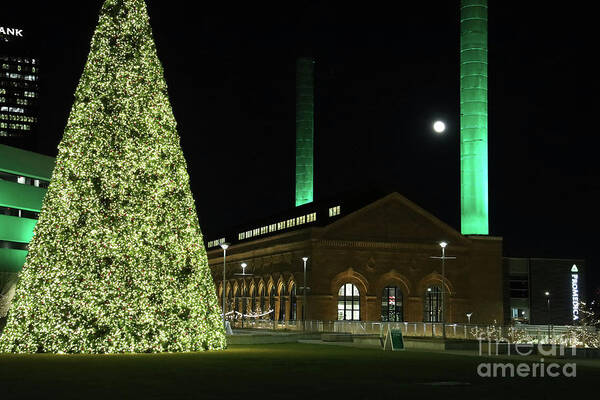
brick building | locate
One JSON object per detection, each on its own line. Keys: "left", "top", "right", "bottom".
{"left": 206, "top": 192, "right": 505, "bottom": 325}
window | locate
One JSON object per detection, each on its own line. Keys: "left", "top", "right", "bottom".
{"left": 306, "top": 212, "right": 316, "bottom": 223}
{"left": 511, "top": 308, "right": 528, "bottom": 321}
{"left": 259, "top": 286, "right": 265, "bottom": 314}
{"left": 278, "top": 285, "right": 287, "bottom": 322}
{"left": 269, "top": 286, "right": 276, "bottom": 320}
{"left": 250, "top": 287, "right": 256, "bottom": 314}
{"left": 207, "top": 238, "right": 225, "bottom": 248}
{"left": 381, "top": 286, "right": 403, "bottom": 322}
{"left": 0, "top": 240, "right": 28, "bottom": 251}
{"left": 509, "top": 276, "right": 529, "bottom": 298}
{"left": 226, "top": 288, "right": 232, "bottom": 313}
{"left": 290, "top": 284, "right": 297, "bottom": 321}
{"left": 1, "top": 206, "right": 39, "bottom": 219}
{"left": 241, "top": 285, "right": 248, "bottom": 317}
{"left": 329, "top": 206, "right": 341, "bottom": 217}
{"left": 337, "top": 283, "right": 360, "bottom": 320}
{"left": 424, "top": 286, "right": 442, "bottom": 322}
{"left": 234, "top": 289, "right": 239, "bottom": 315}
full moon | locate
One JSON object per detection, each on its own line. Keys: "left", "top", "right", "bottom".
{"left": 433, "top": 120, "right": 446, "bottom": 133}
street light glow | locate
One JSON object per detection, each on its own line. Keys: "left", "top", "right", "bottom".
{"left": 220, "top": 243, "right": 229, "bottom": 251}
{"left": 433, "top": 120, "right": 446, "bottom": 133}
{"left": 439, "top": 241, "right": 448, "bottom": 248}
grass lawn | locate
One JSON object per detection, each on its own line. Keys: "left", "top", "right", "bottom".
{"left": 1, "top": 343, "right": 599, "bottom": 399}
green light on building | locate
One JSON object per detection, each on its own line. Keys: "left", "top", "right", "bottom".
{"left": 295, "top": 57, "right": 314, "bottom": 207}
{"left": 0, "top": 144, "right": 55, "bottom": 273}
{"left": 460, "top": 0, "right": 489, "bottom": 235}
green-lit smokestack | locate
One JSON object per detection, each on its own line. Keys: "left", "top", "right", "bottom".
{"left": 295, "top": 57, "right": 314, "bottom": 207}
{"left": 460, "top": 0, "right": 488, "bottom": 235}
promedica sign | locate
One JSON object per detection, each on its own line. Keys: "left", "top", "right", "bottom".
{"left": 571, "top": 264, "right": 579, "bottom": 322}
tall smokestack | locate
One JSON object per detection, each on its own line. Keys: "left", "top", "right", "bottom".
{"left": 295, "top": 57, "right": 314, "bottom": 207}
{"left": 460, "top": 0, "right": 488, "bottom": 235}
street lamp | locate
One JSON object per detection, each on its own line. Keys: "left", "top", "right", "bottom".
{"left": 234, "top": 262, "right": 253, "bottom": 328}
{"left": 440, "top": 241, "right": 447, "bottom": 339}
{"left": 220, "top": 242, "right": 230, "bottom": 332}
{"left": 466, "top": 312, "right": 473, "bottom": 324}
{"left": 429, "top": 241, "right": 455, "bottom": 340}
{"left": 302, "top": 257, "right": 309, "bottom": 329}
{"left": 545, "top": 291, "right": 551, "bottom": 339}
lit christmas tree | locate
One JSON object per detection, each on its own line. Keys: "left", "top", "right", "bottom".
{"left": 0, "top": 0, "right": 226, "bottom": 353}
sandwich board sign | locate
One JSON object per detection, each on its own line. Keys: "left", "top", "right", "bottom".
{"left": 383, "top": 326, "right": 404, "bottom": 351}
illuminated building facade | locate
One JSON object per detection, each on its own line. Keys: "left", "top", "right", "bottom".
{"left": 206, "top": 192, "right": 505, "bottom": 325}
{"left": 0, "top": 144, "right": 54, "bottom": 274}
{"left": 504, "top": 258, "right": 586, "bottom": 325}
{"left": 0, "top": 26, "right": 39, "bottom": 140}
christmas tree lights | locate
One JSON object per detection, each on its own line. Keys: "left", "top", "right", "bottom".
{"left": 0, "top": 0, "right": 226, "bottom": 353}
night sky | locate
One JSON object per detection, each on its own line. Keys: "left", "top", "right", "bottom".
{"left": 3, "top": 2, "right": 598, "bottom": 295}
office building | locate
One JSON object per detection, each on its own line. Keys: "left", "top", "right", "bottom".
{"left": 0, "top": 26, "right": 39, "bottom": 140}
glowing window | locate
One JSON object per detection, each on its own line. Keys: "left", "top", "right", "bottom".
{"left": 337, "top": 283, "right": 360, "bottom": 321}
{"left": 424, "top": 286, "right": 442, "bottom": 322}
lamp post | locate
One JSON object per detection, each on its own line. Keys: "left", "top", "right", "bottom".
{"left": 440, "top": 241, "right": 447, "bottom": 340}
{"left": 220, "top": 243, "right": 230, "bottom": 332}
{"left": 234, "top": 262, "right": 253, "bottom": 328}
{"left": 545, "top": 291, "right": 551, "bottom": 340}
{"left": 302, "top": 257, "right": 308, "bottom": 330}
{"left": 429, "top": 241, "right": 455, "bottom": 340}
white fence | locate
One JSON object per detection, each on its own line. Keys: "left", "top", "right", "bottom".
{"left": 229, "top": 319, "right": 599, "bottom": 344}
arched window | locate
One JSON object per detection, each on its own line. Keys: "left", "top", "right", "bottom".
{"left": 250, "top": 285, "right": 256, "bottom": 315}
{"left": 338, "top": 283, "right": 360, "bottom": 321}
{"left": 227, "top": 286, "right": 232, "bottom": 313}
{"left": 424, "top": 285, "right": 442, "bottom": 322}
{"left": 269, "top": 286, "right": 276, "bottom": 320}
{"left": 241, "top": 283, "right": 248, "bottom": 316}
{"left": 219, "top": 285, "right": 224, "bottom": 312}
{"left": 234, "top": 287, "right": 239, "bottom": 316}
{"left": 259, "top": 286, "right": 265, "bottom": 314}
{"left": 278, "top": 284, "right": 287, "bottom": 322}
{"left": 381, "top": 286, "right": 403, "bottom": 322}
{"left": 290, "top": 284, "right": 297, "bottom": 321}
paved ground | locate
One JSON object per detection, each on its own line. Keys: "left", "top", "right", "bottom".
{"left": 1, "top": 343, "right": 599, "bottom": 399}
